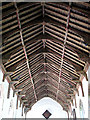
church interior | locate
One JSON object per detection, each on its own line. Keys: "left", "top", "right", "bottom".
{"left": 0, "top": 1, "right": 90, "bottom": 119}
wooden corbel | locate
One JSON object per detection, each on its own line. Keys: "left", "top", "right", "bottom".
{"left": 2, "top": 72, "right": 14, "bottom": 82}
{"left": 7, "top": 81, "right": 17, "bottom": 99}
{"left": 77, "top": 70, "right": 88, "bottom": 81}
{"left": 76, "top": 81, "right": 84, "bottom": 97}
{"left": 8, "top": 81, "right": 19, "bottom": 98}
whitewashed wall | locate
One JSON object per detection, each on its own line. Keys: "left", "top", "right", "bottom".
{"left": 26, "top": 97, "right": 68, "bottom": 118}
{"left": 69, "top": 72, "right": 88, "bottom": 119}
{"left": 0, "top": 69, "right": 25, "bottom": 119}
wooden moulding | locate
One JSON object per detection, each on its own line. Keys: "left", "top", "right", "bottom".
{"left": 7, "top": 83, "right": 10, "bottom": 99}
{"left": 67, "top": 112, "right": 69, "bottom": 120}
{"left": 80, "top": 81, "right": 84, "bottom": 97}
{"left": 2, "top": 73, "right": 5, "bottom": 82}
{"left": 76, "top": 81, "right": 84, "bottom": 97}
{"left": 71, "top": 99, "right": 74, "bottom": 106}
{"left": 1, "top": 64, "right": 9, "bottom": 83}
{"left": 13, "top": 90, "right": 15, "bottom": 97}
{"left": 81, "top": 62, "right": 89, "bottom": 81}
{"left": 75, "top": 97, "right": 77, "bottom": 108}
{"left": 75, "top": 62, "right": 89, "bottom": 98}
{"left": 77, "top": 90, "right": 79, "bottom": 96}
{"left": 20, "top": 99, "right": 22, "bottom": 107}
{"left": 1, "top": 64, "right": 19, "bottom": 100}
{"left": 16, "top": 94, "right": 19, "bottom": 109}
{"left": 22, "top": 103, "right": 24, "bottom": 116}
{"left": 79, "top": 62, "right": 89, "bottom": 97}
{"left": 1, "top": 64, "right": 11, "bottom": 83}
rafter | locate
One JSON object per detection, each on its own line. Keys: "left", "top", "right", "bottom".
{"left": 14, "top": 2, "right": 37, "bottom": 101}
{"left": 56, "top": 4, "right": 71, "bottom": 100}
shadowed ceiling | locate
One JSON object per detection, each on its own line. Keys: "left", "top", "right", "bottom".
{"left": 0, "top": 2, "right": 90, "bottom": 113}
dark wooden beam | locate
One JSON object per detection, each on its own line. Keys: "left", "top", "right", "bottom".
{"left": 47, "top": 79, "right": 70, "bottom": 98}
{"left": 33, "top": 72, "right": 70, "bottom": 92}
{"left": 31, "top": 62, "right": 79, "bottom": 80}
{"left": 24, "top": 89, "right": 68, "bottom": 110}
{"left": 6, "top": 58, "right": 25, "bottom": 72}
{"left": 2, "top": 3, "right": 40, "bottom": 18}
{"left": 26, "top": 33, "right": 88, "bottom": 64}
{"left": 45, "top": 16, "right": 90, "bottom": 45}
{"left": 2, "top": 16, "right": 43, "bottom": 42}
{"left": 2, "top": 34, "right": 43, "bottom": 63}
{"left": 2, "top": 15, "right": 90, "bottom": 45}
{"left": 28, "top": 88, "right": 67, "bottom": 106}
{"left": 52, "top": 2, "right": 89, "bottom": 16}
{"left": 47, "top": 90, "right": 68, "bottom": 105}
{"left": 47, "top": 47, "right": 84, "bottom": 72}
{"left": 2, "top": 3, "right": 13, "bottom": 9}
{"left": 34, "top": 79, "right": 69, "bottom": 98}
